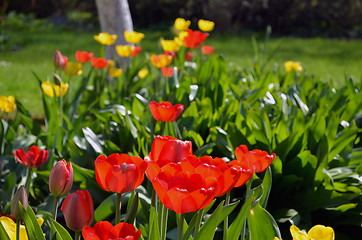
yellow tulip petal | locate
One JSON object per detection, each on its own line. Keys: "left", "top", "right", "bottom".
{"left": 290, "top": 225, "right": 308, "bottom": 240}
{"left": 138, "top": 68, "right": 149, "bottom": 79}
{"left": 41, "top": 81, "right": 54, "bottom": 97}
{"left": 109, "top": 67, "right": 123, "bottom": 77}
{"left": 174, "top": 18, "right": 191, "bottom": 31}
{"left": 198, "top": 19, "right": 215, "bottom": 32}
{"left": 307, "top": 225, "right": 335, "bottom": 240}
{"left": 124, "top": 30, "right": 144, "bottom": 44}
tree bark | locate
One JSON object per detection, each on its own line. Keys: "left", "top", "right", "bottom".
{"left": 95, "top": 0, "right": 133, "bottom": 65}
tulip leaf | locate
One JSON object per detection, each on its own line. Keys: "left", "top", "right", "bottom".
{"left": 260, "top": 167, "right": 272, "bottom": 208}
{"left": 19, "top": 202, "right": 45, "bottom": 240}
{"left": 149, "top": 204, "right": 161, "bottom": 240}
{"left": 82, "top": 127, "right": 103, "bottom": 154}
{"left": 0, "top": 220, "right": 10, "bottom": 240}
{"left": 247, "top": 203, "right": 281, "bottom": 240}
{"left": 198, "top": 200, "right": 224, "bottom": 240}
{"left": 226, "top": 192, "right": 254, "bottom": 240}
{"left": 125, "top": 191, "right": 139, "bottom": 224}
{"left": 94, "top": 193, "right": 117, "bottom": 222}
{"left": 182, "top": 212, "right": 198, "bottom": 240}
{"left": 217, "top": 200, "right": 240, "bottom": 227}
{"left": 50, "top": 218, "right": 73, "bottom": 240}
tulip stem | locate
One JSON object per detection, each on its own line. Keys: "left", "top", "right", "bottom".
{"left": 223, "top": 191, "right": 231, "bottom": 240}
{"left": 194, "top": 209, "right": 204, "bottom": 240}
{"left": 178, "top": 214, "right": 184, "bottom": 240}
{"left": 74, "top": 231, "right": 81, "bottom": 240}
{"left": 162, "top": 121, "right": 166, "bottom": 136}
{"left": 115, "top": 193, "right": 122, "bottom": 224}
{"left": 160, "top": 204, "right": 168, "bottom": 240}
{"left": 16, "top": 220, "right": 20, "bottom": 240}
{"left": 25, "top": 167, "right": 33, "bottom": 197}
{"left": 49, "top": 196, "right": 59, "bottom": 238}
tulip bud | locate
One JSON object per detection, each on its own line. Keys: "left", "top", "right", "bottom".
{"left": 61, "top": 190, "right": 94, "bottom": 231}
{"left": 11, "top": 185, "right": 28, "bottom": 220}
{"left": 49, "top": 160, "right": 73, "bottom": 197}
{"left": 53, "top": 50, "right": 68, "bottom": 69}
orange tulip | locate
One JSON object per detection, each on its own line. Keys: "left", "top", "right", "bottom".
{"left": 150, "top": 54, "right": 173, "bottom": 68}
{"left": 75, "top": 51, "right": 94, "bottom": 63}
{"left": 91, "top": 57, "right": 108, "bottom": 69}
{"left": 82, "top": 221, "right": 141, "bottom": 240}
{"left": 149, "top": 101, "right": 184, "bottom": 122}
{"left": 95, "top": 154, "right": 147, "bottom": 194}
{"left": 61, "top": 190, "right": 94, "bottom": 231}
{"left": 161, "top": 67, "right": 174, "bottom": 77}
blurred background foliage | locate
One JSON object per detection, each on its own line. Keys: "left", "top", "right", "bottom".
{"left": 2, "top": 0, "right": 362, "bottom": 37}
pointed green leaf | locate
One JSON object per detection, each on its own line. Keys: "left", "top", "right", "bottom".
{"left": 50, "top": 218, "right": 73, "bottom": 240}
{"left": 199, "top": 200, "right": 224, "bottom": 240}
{"left": 19, "top": 203, "right": 45, "bottom": 240}
{"left": 0, "top": 220, "right": 10, "bottom": 240}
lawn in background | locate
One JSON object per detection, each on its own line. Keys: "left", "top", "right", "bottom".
{"left": 1, "top": 27, "right": 362, "bottom": 116}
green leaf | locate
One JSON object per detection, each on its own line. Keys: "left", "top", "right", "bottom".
{"left": 125, "top": 191, "right": 139, "bottom": 224}
{"left": 247, "top": 203, "right": 281, "bottom": 240}
{"left": 227, "top": 192, "right": 254, "bottom": 240}
{"left": 260, "top": 167, "right": 272, "bottom": 208}
{"left": 94, "top": 193, "right": 117, "bottom": 222}
{"left": 217, "top": 200, "right": 240, "bottom": 227}
{"left": 19, "top": 203, "right": 45, "bottom": 240}
{"left": 50, "top": 218, "right": 73, "bottom": 240}
{"left": 199, "top": 200, "right": 224, "bottom": 240}
{"left": 0, "top": 220, "right": 10, "bottom": 240}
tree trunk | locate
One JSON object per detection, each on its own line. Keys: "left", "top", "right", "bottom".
{"left": 95, "top": 0, "right": 133, "bottom": 65}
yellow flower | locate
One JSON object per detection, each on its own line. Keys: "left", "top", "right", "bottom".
{"left": 174, "top": 31, "right": 188, "bottom": 47}
{"left": 138, "top": 68, "right": 149, "bottom": 79}
{"left": 94, "top": 33, "right": 117, "bottom": 45}
{"left": 124, "top": 30, "right": 144, "bottom": 44}
{"left": 174, "top": 18, "right": 191, "bottom": 31}
{"left": 0, "top": 216, "right": 44, "bottom": 240}
{"left": 160, "top": 39, "right": 180, "bottom": 52}
{"left": 273, "top": 238, "right": 282, "bottom": 240}
{"left": 64, "top": 62, "right": 83, "bottom": 76}
{"left": 0, "top": 96, "right": 16, "bottom": 113}
{"left": 109, "top": 67, "right": 123, "bottom": 77}
{"left": 198, "top": 19, "right": 215, "bottom": 32}
{"left": 107, "top": 60, "right": 115, "bottom": 68}
{"left": 290, "top": 225, "right": 334, "bottom": 240}
{"left": 284, "top": 61, "right": 302, "bottom": 72}
{"left": 116, "top": 45, "right": 133, "bottom": 57}
{"left": 150, "top": 54, "right": 173, "bottom": 68}
{"left": 41, "top": 81, "right": 69, "bottom": 97}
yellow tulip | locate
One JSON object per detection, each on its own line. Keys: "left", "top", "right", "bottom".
{"left": 107, "top": 60, "right": 115, "bottom": 68}
{"left": 290, "top": 225, "right": 334, "bottom": 240}
{"left": 174, "top": 18, "right": 191, "bottom": 31}
{"left": 198, "top": 19, "right": 215, "bottom": 32}
{"left": 138, "top": 68, "right": 149, "bottom": 79}
{"left": 284, "top": 61, "right": 302, "bottom": 72}
{"left": 94, "top": 33, "right": 117, "bottom": 45}
{"left": 64, "top": 62, "right": 83, "bottom": 76}
{"left": 116, "top": 45, "right": 133, "bottom": 57}
{"left": 174, "top": 31, "right": 188, "bottom": 47}
{"left": 41, "top": 81, "right": 69, "bottom": 97}
{"left": 0, "top": 216, "right": 44, "bottom": 240}
{"left": 109, "top": 67, "right": 123, "bottom": 77}
{"left": 0, "top": 96, "right": 16, "bottom": 113}
{"left": 124, "top": 30, "right": 144, "bottom": 44}
{"left": 160, "top": 39, "right": 180, "bottom": 52}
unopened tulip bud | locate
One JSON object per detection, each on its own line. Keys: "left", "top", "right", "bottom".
{"left": 11, "top": 185, "right": 28, "bottom": 220}
{"left": 53, "top": 50, "right": 68, "bottom": 69}
{"left": 49, "top": 160, "right": 73, "bottom": 197}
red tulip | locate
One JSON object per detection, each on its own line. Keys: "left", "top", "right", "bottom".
{"left": 184, "top": 29, "right": 208, "bottom": 49}
{"left": 53, "top": 50, "right": 68, "bottom": 69}
{"left": 91, "top": 57, "right": 108, "bottom": 69}
{"left": 132, "top": 46, "right": 142, "bottom": 56}
{"left": 227, "top": 159, "right": 254, "bottom": 187}
{"left": 164, "top": 51, "right": 176, "bottom": 59}
{"left": 201, "top": 45, "right": 215, "bottom": 55}
{"left": 185, "top": 51, "right": 193, "bottom": 61}
{"left": 161, "top": 67, "right": 174, "bottom": 77}
{"left": 95, "top": 154, "right": 147, "bottom": 194}
{"left": 49, "top": 160, "right": 73, "bottom": 197}
{"left": 61, "top": 190, "right": 94, "bottom": 231}
{"left": 152, "top": 168, "right": 218, "bottom": 214}
{"left": 75, "top": 51, "right": 94, "bottom": 63}
{"left": 11, "top": 185, "right": 27, "bottom": 220}
{"left": 181, "top": 155, "right": 242, "bottom": 197}
{"left": 14, "top": 146, "right": 49, "bottom": 168}
{"left": 235, "top": 145, "right": 276, "bottom": 173}
{"left": 149, "top": 101, "right": 184, "bottom": 122}
{"left": 82, "top": 221, "right": 141, "bottom": 240}
{"left": 146, "top": 135, "right": 193, "bottom": 181}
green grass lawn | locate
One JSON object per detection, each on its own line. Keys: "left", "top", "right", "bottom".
{"left": 1, "top": 27, "right": 362, "bottom": 117}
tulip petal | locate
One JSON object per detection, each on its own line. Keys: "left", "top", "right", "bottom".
{"left": 95, "top": 155, "right": 113, "bottom": 192}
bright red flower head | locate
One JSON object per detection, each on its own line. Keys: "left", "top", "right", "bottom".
{"left": 185, "top": 51, "right": 193, "bottom": 61}
{"left": 95, "top": 154, "right": 147, "bottom": 194}
{"left": 14, "top": 146, "right": 49, "bottom": 168}
{"left": 161, "top": 67, "right": 174, "bottom": 77}
{"left": 91, "top": 57, "right": 108, "bottom": 69}
{"left": 82, "top": 221, "right": 141, "bottom": 240}
{"left": 227, "top": 159, "right": 254, "bottom": 188}
{"left": 53, "top": 50, "right": 68, "bottom": 69}
{"left": 184, "top": 29, "right": 208, "bottom": 49}
{"left": 61, "top": 190, "right": 94, "bottom": 231}
{"left": 153, "top": 167, "right": 218, "bottom": 214}
{"left": 150, "top": 101, "right": 184, "bottom": 122}
{"left": 49, "top": 159, "right": 73, "bottom": 197}
{"left": 234, "top": 145, "right": 276, "bottom": 173}
{"left": 201, "top": 45, "right": 215, "bottom": 55}
{"left": 75, "top": 51, "right": 94, "bottom": 63}
{"left": 146, "top": 135, "right": 193, "bottom": 181}
{"left": 132, "top": 46, "right": 142, "bottom": 56}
